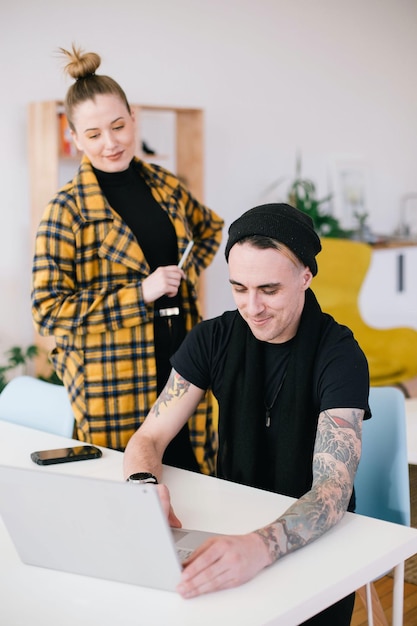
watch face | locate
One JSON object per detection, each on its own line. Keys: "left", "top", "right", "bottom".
{"left": 128, "top": 472, "right": 158, "bottom": 484}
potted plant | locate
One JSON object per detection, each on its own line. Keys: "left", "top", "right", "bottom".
{"left": 0, "top": 344, "right": 62, "bottom": 393}
{"left": 288, "top": 156, "right": 353, "bottom": 238}
{"left": 264, "top": 154, "right": 353, "bottom": 238}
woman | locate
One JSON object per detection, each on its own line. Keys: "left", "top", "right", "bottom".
{"left": 31, "top": 45, "right": 224, "bottom": 474}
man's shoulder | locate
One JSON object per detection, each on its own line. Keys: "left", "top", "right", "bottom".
{"left": 198, "top": 310, "right": 239, "bottom": 333}
{"left": 317, "top": 311, "right": 368, "bottom": 365}
{"left": 319, "top": 310, "right": 355, "bottom": 339}
{"left": 185, "top": 310, "right": 239, "bottom": 351}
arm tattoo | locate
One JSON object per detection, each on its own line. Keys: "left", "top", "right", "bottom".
{"left": 255, "top": 518, "right": 304, "bottom": 561}
{"left": 317, "top": 409, "right": 362, "bottom": 484}
{"left": 153, "top": 371, "right": 191, "bottom": 417}
{"left": 255, "top": 408, "right": 363, "bottom": 565}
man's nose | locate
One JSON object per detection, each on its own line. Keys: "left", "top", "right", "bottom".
{"left": 246, "top": 292, "right": 264, "bottom": 316}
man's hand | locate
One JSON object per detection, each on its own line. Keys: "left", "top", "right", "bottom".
{"left": 176, "top": 532, "right": 271, "bottom": 598}
{"left": 156, "top": 484, "right": 182, "bottom": 528}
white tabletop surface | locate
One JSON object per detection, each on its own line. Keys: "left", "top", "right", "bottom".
{"left": 1, "top": 420, "right": 417, "bottom": 626}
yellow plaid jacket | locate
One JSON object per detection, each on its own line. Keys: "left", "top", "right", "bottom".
{"left": 31, "top": 157, "right": 224, "bottom": 474}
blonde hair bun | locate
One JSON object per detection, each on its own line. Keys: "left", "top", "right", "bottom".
{"left": 59, "top": 44, "right": 101, "bottom": 81}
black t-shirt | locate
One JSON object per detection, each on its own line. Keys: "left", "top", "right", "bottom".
{"left": 171, "top": 309, "right": 370, "bottom": 419}
{"left": 172, "top": 308, "right": 369, "bottom": 512}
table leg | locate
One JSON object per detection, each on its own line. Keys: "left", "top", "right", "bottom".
{"left": 392, "top": 561, "right": 405, "bottom": 626}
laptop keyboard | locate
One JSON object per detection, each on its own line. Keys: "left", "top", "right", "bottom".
{"left": 176, "top": 547, "right": 193, "bottom": 563}
{"left": 171, "top": 529, "right": 194, "bottom": 563}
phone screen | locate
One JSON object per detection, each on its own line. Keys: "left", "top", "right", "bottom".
{"left": 30, "top": 445, "right": 102, "bottom": 465}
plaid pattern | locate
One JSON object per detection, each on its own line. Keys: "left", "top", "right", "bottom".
{"left": 31, "top": 157, "right": 224, "bottom": 474}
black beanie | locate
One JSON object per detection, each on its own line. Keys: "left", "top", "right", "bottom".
{"left": 224, "top": 203, "right": 322, "bottom": 276}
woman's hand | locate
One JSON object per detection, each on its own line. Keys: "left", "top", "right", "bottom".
{"left": 142, "top": 266, "right": 185, "bottom": 303}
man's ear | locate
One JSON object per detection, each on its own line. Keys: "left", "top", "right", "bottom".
{"left": 303, "top": 268, "right": 313, "bottom": 289}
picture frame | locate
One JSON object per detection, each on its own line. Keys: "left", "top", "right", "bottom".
{"left": 328, "top": 157, "right": 373, "bottom": 231}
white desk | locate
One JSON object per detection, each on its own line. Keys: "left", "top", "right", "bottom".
{"left": 1, "top": 421, "right": 417, "bottom": 626}
{"left": 406, "top": 398, "right": 417, "bottom": 465}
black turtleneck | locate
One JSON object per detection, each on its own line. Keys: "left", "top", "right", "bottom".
{"left": 93, "top": 161, "right": 180, "bottom": 309}
{"left": 93, "top": 161, "right": 178, "bottom": 271}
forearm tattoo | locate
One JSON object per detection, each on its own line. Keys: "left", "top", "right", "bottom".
{"left": 255, "top": 408, "right": 363, "bottom": 565}
{"left": 153, "top": 371, "right": 190, "bottom": 417}
{"left": 255, "top": 518, "right": 302, "bottom": 561}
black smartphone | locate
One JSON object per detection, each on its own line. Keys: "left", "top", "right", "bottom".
{"left": 30, "top": 445, "right": 102, "bottom": 466}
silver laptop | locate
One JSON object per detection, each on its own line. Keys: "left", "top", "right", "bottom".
{"left": 0, "top": 464, "right": 217, "bottom": 591}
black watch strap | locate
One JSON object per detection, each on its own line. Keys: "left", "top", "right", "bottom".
{"left": 127, "top": 472, "right": 158, "bottom": 484}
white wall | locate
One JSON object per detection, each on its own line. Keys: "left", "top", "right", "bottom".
{"left": 1, "top": 0, "right": 417, "bottom": 353}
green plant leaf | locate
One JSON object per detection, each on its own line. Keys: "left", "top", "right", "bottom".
{"left": 0, "top": 344, "right": 51, "bottom": 392}
{"left": 285, "top": 155, "right": 352, "bottom": 239}
{"left": 25, "top": 345, "right": 39, "bottom": 359}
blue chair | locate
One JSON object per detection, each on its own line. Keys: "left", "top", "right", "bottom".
{"left": 0, "top": 375, "right": 75, "bottom": 438}
{"left": 354, "top": 386, "right": 411, "bottom": 626}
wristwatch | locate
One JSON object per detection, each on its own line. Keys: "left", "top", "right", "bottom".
{"left": 127, "top": 472, "right": 158, "bottom": 484}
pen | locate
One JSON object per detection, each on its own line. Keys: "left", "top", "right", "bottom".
{"left": 178, "top": 240, "right": 194, "bottom": 269}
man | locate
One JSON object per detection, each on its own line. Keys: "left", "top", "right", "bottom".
{"left": 124, "top": 203, "right": 370, "bottom": 625}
